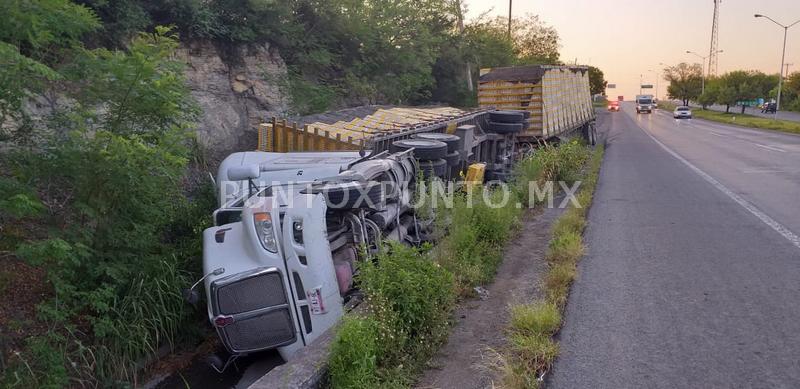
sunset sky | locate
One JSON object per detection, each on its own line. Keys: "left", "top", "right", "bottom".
{"left": 465, "top": 0, "right": 800, "bottom": 99}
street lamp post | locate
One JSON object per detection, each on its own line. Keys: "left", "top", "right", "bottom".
{"left": 686, "top": 50, "right": 722, "bottom": 95}
{"left": 648, "top": 69, "right": 660, "bottom": 100}
{"left": 686, "top": 51, "right": 707, "bottom": 95}
{"left": 755, "top": 14, "right": 800, "bottom": 118}
{"left": 639, "top": 74, "right": 643, "bottom": 95}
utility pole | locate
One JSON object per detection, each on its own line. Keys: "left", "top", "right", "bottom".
{"left": 686, "top": 51, "right": 708, "bottom": 95}
{"left": 755, "top": 14, "right": 800, "bottom": 117}
{"left": 508, "top": 0, "right": 512, "bottom": 37}
{"left": 709, "top": 0, "right": 721, "bottom": 77}
{"left": 648, "top": 69, "right": 660, "bottom": 100}
{"left": 639, "top": 74, "right": 643, "bottom": 95}
{"left": 687, "top": 50, "right": 723, "bottom": 95}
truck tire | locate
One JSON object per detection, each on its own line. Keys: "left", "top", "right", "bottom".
{"left": 487, "top": 121, "right": 523, "bottom": 134}
{"left": 444, "top": 151, "right": 461, "bottom": 166}
{"left": 412, "top": 133, "right": 461, "bottom": 153}
{"left": 303, "top": 180, "right": 385, "bottom": 210}
{"left": 419, "top": 159, "right": 447, "bottom": 178}
{"left": 390, "top": 139, "right": 448, "bottom": 160}
{"left": 489, "top": 110, "right": 525, "bottom": 123}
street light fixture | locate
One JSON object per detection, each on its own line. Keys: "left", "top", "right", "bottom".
{"left": 754, "top": 14, "right": 800, "bottom": 118}
{"left": 648, "top": 69, "right": 661, "bottom": 100}
{"left": 687, "top": 50, "right": 723, "bottom": 95}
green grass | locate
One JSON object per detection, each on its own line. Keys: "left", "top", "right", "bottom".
{"left": 500, "top": 144, "right": 604, "bottom": 388}
{"left": 592, "top": 97, "right": 608, "bottom": 108}
{"left": 692, "top": 109, "right": 800, "bottom": 135}
{"left": 659, "top": 101, "right": 800, "bottom": 135}
{"left": 328, "top": 143, "right": 594, "bottom": 388}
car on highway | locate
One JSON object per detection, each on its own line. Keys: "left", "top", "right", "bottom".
{"left": 608, "top": 101, "right": 620, "bottom": 111}
{"left": 673, "top": 106, "right": 693, "bottom": 119}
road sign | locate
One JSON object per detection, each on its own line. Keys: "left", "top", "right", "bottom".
{"left": 607, "top": 84, "right": 617, "bottom": 89}
{"left": 641, "top": 84, "right": 654, "bottom": 89}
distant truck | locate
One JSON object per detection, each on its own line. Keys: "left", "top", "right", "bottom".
{"left": 635, "top": 94, "right": 654, "bottom": 114}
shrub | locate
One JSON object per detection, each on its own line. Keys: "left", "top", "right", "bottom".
{"left": 329, "top": 244, "right": 455, "bottom": 385}
{"left": 510, "top": 302, "right": 561, "bottom": 336}
{"left": 328, "top": 316, "right": 382, "bottom": 389}
{"left": 2, "top": 27, "right": 212, "bottom": 386}
{"left": 546, "top": 232, "right": 584, "bottom": 263}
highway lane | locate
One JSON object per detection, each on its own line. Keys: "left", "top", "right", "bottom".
{"left": 548, "top": 105, "right": 800, "bottom": 388}
{"left": 635, "top": 105, "right": 800, "bottom": 237}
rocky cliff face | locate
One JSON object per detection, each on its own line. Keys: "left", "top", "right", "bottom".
{"left": 178, "top": 41, "right": 290, "bottom": 163}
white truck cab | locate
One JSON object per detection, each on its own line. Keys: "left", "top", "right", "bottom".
{"left": 199, "top": 150, "right": 419, "bottom": 365}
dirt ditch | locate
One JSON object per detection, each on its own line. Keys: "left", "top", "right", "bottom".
{"left": 416, "top": 202, "right": 566, "bottom": 389}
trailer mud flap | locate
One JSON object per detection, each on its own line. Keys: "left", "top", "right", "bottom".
{"left": 281, "top": 194, "right": 343, "bottom": 346}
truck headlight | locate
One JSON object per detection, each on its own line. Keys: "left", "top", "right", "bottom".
{"left": 254, "top": 212, "right": 278, "bottom": 252}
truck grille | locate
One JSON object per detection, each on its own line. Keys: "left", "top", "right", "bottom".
{"left": 216, "top": 272, "right": 287, "bottom": 314}
{"left": 226, "top": 309, "right": 295, "bottom": 351}
{"left": 211, "top": 268, "right": 296, "bottom": 353}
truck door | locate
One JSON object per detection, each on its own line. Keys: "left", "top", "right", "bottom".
{"left": 281, "top": 193, "right": 343, "bottom": 348}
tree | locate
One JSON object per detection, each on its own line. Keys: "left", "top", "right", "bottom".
{"left": 588, "top": 66, "right": 607, "bottom": 96}
{"left": 715, "top": 71, "right": 760, "bottom": 113}
{"left": 0, "top": 0, "right": 100, "bottom": 141}
{"left": 663, "top": 62, "right": 703, "bottom": 106}
{"left": 697, "top": 86, "right": 719, "bottom": 109}
{"left": 509, "top": 14, "right": 560, "bottom": 64}
{"left": 782, "top": 71, "right": 800, "bottom": 111}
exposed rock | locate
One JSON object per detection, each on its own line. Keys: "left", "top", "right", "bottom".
{"left": 177, "top": 41, "right": 290, "bottom": 164}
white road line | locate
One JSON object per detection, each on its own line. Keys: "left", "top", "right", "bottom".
{"left": 638, "top": 127, "right": 800, "bottom": 250}
{"left": 740, "top": 169, "right": 786, "bottom": 174}
{"left": 755, "top": 143, "right": 787, "bottom": 153}
{"left": 709, "top": 131, "right": 725, "bottom": 137}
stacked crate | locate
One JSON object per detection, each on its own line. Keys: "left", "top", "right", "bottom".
{"left": 478, "top": 65, "right": 593, "bottom": 139}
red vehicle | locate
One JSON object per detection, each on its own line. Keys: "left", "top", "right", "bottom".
{"left": 608, "top": 100, "right": 620, "bottom": 112}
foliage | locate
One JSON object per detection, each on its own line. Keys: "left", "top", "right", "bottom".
{"left": 329, "top": 243, "right": 456, "bottom": 386}
{"left": 690, "top": 109, "right": 800, "bottom": 135}
{"left": 587, "top": 66, "right": 607, "bottom": 96}
{"left": 664, "top": 62, "right": 703, "bottom": 106}
{"left": 500, "top": 144, "right": 604, "bottom": 388}
{"left": 0, "top": 0, "right": 100, "bottom": 140}
{"left": 1, "top": 26, "right": 212, "bottom": 386}
{"left": 328, "top": 316, "right": 382, "bottom": 388}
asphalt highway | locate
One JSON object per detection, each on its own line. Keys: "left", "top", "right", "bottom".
{"left": 548, "top": 104, "right": 800, "bottom": 388}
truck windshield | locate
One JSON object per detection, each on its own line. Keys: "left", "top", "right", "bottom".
{"left": 639, "top": 99, "right": 652, "bottom": 105}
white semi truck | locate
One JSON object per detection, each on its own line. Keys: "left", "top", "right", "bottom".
{"left": 636, "top": 94, "right": 655, "bottom": 114}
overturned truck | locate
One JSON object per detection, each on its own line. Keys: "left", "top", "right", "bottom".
{"left": 193, "top": 66, "right": 595, "bottom": 370}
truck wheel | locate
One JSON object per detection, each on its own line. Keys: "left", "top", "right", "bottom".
{"left": 412, "top": 133, "right": 461, "bottom": 153}
{"left": 390, "top": 139, "right": 448, "bottom": 160}
{"left": 304, "top": 180, "right": 386, "bottom": 210}
{"left": 444, "top": 151, "right": 460, "bottom": 166}
{"left": 419, "top": 159, "right": 447, "bottom": 178}
{"left": 489, "top": 110, "right": 525, "bottom": 123}
{"left": 487, "top": 121, "right": 523, "bottom": 134}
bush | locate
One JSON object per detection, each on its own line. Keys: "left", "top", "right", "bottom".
{"left": 328, "top": 317, "right": 381, "bottom": 389}
{"left": 1, "top": 27, "right": 212, "bottom": 386}
{"left": 328, "top": 243, "right": 455, "bottom": 386}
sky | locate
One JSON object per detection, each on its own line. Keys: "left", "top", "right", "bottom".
{"left": 465, "top": 0, "right": 800, "bottom": 99}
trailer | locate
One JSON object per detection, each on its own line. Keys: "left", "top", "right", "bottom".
{"left": 192, "top": 68, "right": 597, "bottom": 370}
{"left": 477, "top": 65, "right": 595, "bottom": 141}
